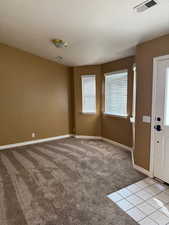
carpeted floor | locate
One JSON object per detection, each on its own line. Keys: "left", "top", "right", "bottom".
{"left": 0, "top": 137, "right": 145, "bottom": 225}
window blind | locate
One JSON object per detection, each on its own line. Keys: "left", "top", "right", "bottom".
{"left": 105, "top": 71, "right": 128, "bottom": 116}
{"left": 81, "top": 75, "right": 96, "bottom": 113}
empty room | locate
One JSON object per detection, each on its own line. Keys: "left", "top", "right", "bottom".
{"left": 0, "top": 0, "right": 169, "bottom": 225}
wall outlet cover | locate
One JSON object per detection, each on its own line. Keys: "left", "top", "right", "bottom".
{"left": 142, "top": 115, "right": 151, "bottom": 123}
{"left": 32, "top": 133, "right": 36, "bottom": 138}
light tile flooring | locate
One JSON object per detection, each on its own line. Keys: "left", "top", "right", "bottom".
{"left": 107, "top": 178, "right": 169, "bottom": 225}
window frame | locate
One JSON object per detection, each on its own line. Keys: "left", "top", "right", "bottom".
{"left": 81, "top": 74, "right": 96, "bottom": 114}
{"left": 131, "top": 64, "right": 136, "bottom": 122}
{"left": 104, "top": 69, "right": 128, "bottom": 118}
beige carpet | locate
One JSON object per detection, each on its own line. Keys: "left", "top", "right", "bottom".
{"left": 0, "top": 137, "right": 145, "bottom": 225}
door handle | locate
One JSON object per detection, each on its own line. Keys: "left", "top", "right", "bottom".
{"left": 154, "top": 125, "right": 162, "bottom": 131}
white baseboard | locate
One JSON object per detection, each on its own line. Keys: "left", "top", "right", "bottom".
{"left": 132, "top": 162, "right": 153, "bottom": 177}
{"left": 101, "top": 137, "right": 132, "bottom": 152}
{"left": 131, "top": 151, "right": 153, "bottom": 177}
{"left": 0, "top": 134, "right": 132, "bottom": 153}
{"left": 74, "top": 135, "right": 153, "bottom": 177}
{"left": 0, "top": 134, "right": 72, "bottom": 150}
{"left": 0, "top": 134, "right": 152, "bottom": 178}
{"left": 73, "top": 135, "right": 132, "bottom": 152}
{"left": 73, "top": 135, "right": 102, "bottom": 140}
{"left": 130, "top": 149, "right": 153, "bottom": 177}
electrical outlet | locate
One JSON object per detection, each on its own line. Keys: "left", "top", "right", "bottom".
{"left": 32, "top": 132, "right": 35, "bottom": 138}
{"left": 142, "top": 115, "right": 151, "bottom": 123}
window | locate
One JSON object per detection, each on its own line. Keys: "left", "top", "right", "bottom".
{"left": 81, "top": 75, "right": 96, "bottom": 113}
{"left": 132, "top": 65, "right": 136, "bottom": 119}
{"left": 105, "top": 70, "right": 128, "bottom": 117}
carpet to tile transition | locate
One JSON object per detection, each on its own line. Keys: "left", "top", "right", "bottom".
{"left": 0, "top": 138, "right": 145, "bottom": 225}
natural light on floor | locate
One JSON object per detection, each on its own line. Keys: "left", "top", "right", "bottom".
{"left": 107, "top": 177, "right": 169, "bottom": 225}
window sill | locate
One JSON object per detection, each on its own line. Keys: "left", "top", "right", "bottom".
{"left": 103, "top": 113, "right": 128, "bottom": 119}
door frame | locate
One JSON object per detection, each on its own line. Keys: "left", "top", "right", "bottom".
{"left": 150, "top": 54, "right": 169, "bottom": 177}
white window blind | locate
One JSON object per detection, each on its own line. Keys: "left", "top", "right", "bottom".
{"left": 105, "top": 70, "right": 128, "bottom": 116}
{"left": 81, "top": 75, "right": 96, "bottom": 113}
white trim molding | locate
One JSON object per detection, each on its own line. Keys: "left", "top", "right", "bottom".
{"left": 101, "top": 136, "right": 153, "bottom": 177}
{"left": 133, "top": 163, "right": 153, "bottom": 177}
{"left": 74, "top": 135, "right": 102, "bottom": 140}
{"left": 101, "top": 137, "right": 132, "bottom": 152}
{"left": 0, "top": 133, "right": 152, "bottom": 178}
{"left": 0, "top": 134, "right": 131, "bottom": 151}
{"left": 74, "top": 135, "right": 132, "bottom": 152}
{"left": 132, "top": 150, "right": 153, "bottom": 177}
{"left": 0, "top": 134, "right": 72, "bottom": 150}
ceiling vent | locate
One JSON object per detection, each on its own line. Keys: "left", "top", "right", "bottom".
{"left": 52, "top": 39, "right": 68, "bottom": 48}
{"left": 134, "top": 0, "right": 157, "bottom": 13}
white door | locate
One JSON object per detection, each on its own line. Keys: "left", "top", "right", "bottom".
{"left": 153, "top": 56, "right": 169, "bottom": 184}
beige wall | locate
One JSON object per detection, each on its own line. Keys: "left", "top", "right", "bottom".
{"left": 73, "top": 56, "right": 135, "bottom": 146}
{"left": 0, "top": 44, "right": 71, "bottom": 146}
{"left": 2, "top": 32, "right": 168, "bottom": 168}
{"left": 68, "top": 67, "right": 75, "bottom": 134}
{"left": 101, "top": 56, "right": 135, "bottom": 147}
{"left": 134, "top": 34, "right": 169, "bottom": 170}
{"left": 73, "top": 34, "right": 169, "bottom": 171}
{"left": 73, "top": 65, "right": 102, "bottom": 136}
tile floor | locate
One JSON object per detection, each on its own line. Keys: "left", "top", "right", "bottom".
{"left": 107, "top": 177, "right": 169, "bottom": 225}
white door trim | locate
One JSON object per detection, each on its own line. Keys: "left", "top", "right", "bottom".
{"left": 150, "top": 54, "right": 169, "bottom": 176}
